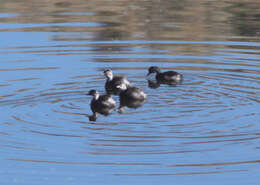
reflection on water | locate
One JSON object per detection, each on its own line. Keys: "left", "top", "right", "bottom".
{"left": 0, "top": 0, "right": 260, "bottom": 185}
{"left": 147, "top": 78, "right": 182, "bottom": 89}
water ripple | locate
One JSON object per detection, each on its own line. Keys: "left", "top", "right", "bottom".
{"left": 0, "top": 20, "right": 260, "bottom": 184}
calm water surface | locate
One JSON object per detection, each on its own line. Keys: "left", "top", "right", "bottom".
{"left": 0, "top": 0, "right": 260, "bottom": 184}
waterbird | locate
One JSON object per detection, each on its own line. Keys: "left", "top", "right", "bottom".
{"left": 147, "top": 66, "right": 183, "bottom": 85}
{"left": 88, "top": 89, "right": 116, "bottom": 121}
{"left": 118, "top": 85, "right": 147, "bottom": 113}
{"left": 104, "top": 69, "right": 131, "bottom": 95}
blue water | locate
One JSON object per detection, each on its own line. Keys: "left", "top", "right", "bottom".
{"left": 0, "top": 1, "right": 260, "bottom": 185}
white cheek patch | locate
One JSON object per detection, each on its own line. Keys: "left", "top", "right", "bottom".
{"left": 107, "top": 73, "right": 113, "bottom": 80}
{"left": 94, "top": 94, "right": 99, "bottom": 100}
{"left": 146, "top": 73, "right": 156, "bottom": 80}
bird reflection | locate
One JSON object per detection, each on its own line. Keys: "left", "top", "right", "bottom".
{"left": 88, "top": 90, "right": 116, "bottom": 121}
{"left": 147, "top": 80, "right": 161, "bottom": 89}
{"left": 147, "top": 79, "right": 181, "bottom": 89}
{"left": 118, "top": 98, "right": 146, "bottom": 113}
{"left": 118, "top": 86, "right": 147, "bottom": 113}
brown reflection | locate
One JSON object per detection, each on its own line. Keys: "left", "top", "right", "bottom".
{"left": 61, "top": 104, "right": 84, "bottom": 110}
{"left": 1, "top": 144, "right": 46, "bottom": 151}
{"left": 1, "top": 0, "right": 260, "bottom": 42}
{"left": 7, "top": 158, "right": 161, "bottom": 166}
{"left": 0, "top": 84, "right": 10, "bottom": 87}
{"left": 53, "top": 109, "right": 87, "bottom": 116}
{"left": 24, "top": 129, "right": 88, "bottom": 138}
{"left": 181, "top": 136, "right": 260, "bottom": 145}
{"left": 114, "top": 170, "right": 247, "bottom": 176}
{"left": 0, "top": 94, "right": 16, "bottom": 99}
{"left": 0, "top": 67, "right": 58, "bottom": 71}
{"left": 8, "top": 77, "right": 38, "bottom": 82}
{"left": 92, "top": 139, "right": 160, "bottom": 143}
{"left": 15, "top": 88, "right": 34, "bottom": 93}
{"left": 86, "top": 149, "right": 215, "bottom": 156}
{"left": 226, "top": 2, "right": 260, "bottom": 37}
{"left": 169, "top": 160, "right": 260, "bottom": 167}
{"left": 90, "top": 143, "right": 163, "bottom": 148}
{"left": 0, "top": 131, "right": 9, "bottom": 136}
{"left": 12, "top": 115, "right": 60, "bottom": 128}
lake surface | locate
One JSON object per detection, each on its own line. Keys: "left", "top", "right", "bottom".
{"left": 0, "top": 0, "right": 260, "bottom": 184}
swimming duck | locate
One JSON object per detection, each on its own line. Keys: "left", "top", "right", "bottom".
{"left": 88, "top": 89, "right": 116, "bottom": 121}
{"left": 104, "top": 69, "right": 131, "bottom": 95}
{"left": 118, "top": 85, "right": 147, "bottom": 113}
{"left": 147, "top": 66, "right": 183, "bottom": 84}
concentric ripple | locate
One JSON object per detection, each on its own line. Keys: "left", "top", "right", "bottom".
{"left": 1, "top": 5, "right": 260, "bottom": 184}
{"left": 1, "top": 42, "right": 259, "bottom": 166}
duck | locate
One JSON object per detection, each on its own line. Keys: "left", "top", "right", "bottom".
{"left": 118, "top": 85, "right": 147, "bottom": 113}
{"left": 88, "top": 89, "right": 116, "bottom": 121}
{"left": 104, "top": 69, "right": 131, "bottom": 95}
{"left": 147, "top": 66, "right": 183, "bottom": 85}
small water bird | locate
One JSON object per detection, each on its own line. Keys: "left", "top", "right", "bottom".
{"left": 88, "top": 89, "right": 116, "bottom": 121}
{"left": 147, "top": 66, "right": 183, "bottom": 85}
{"left": 118, "top": 86, "right": 147, "bottom": 113}
{"left": 104, "top": 69, "right": 131, "bottom": 95}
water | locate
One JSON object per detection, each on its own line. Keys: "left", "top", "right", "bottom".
{"left": 0, "top": 0, "right": 260, "bottom": 184}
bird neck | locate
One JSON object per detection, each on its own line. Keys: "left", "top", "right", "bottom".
{"left": 93, "top": 94, "right": 99, "bottom": 100}
{"left": 106, "top": 73, "right": 113, "bottom": 81}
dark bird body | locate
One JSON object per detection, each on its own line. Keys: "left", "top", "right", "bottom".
{"left": 88, "top": 90, "right": 116, "bottom": 121}
{"left": 156, "top": 71, "right": 182, "bottom": 82}
{"left": 118, "top": 86, "right": 147, "bottom": 113}
{"left": 119, "top": 86, "right": 147, "bottom": 102}
{"left": 104, "top": 69, "right": 131, "bottom": 95}
{"left": 147, "top": 66, "right": 183, "bottom": 85}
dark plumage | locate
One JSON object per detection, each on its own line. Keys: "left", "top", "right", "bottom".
{"left": 88, "top": 89, "right": 116, "bottom": 121}
{"left": 119, "top": 86, "right": 147, "bottom": 101}
{"left": 104, "top": 69, "right": 131, "bottom": 95}
{"left": 118, "top": 86, "right": 147, "bottom": 113}
{"left": 147, "top": 66, "right": 183, "bottom": 84}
